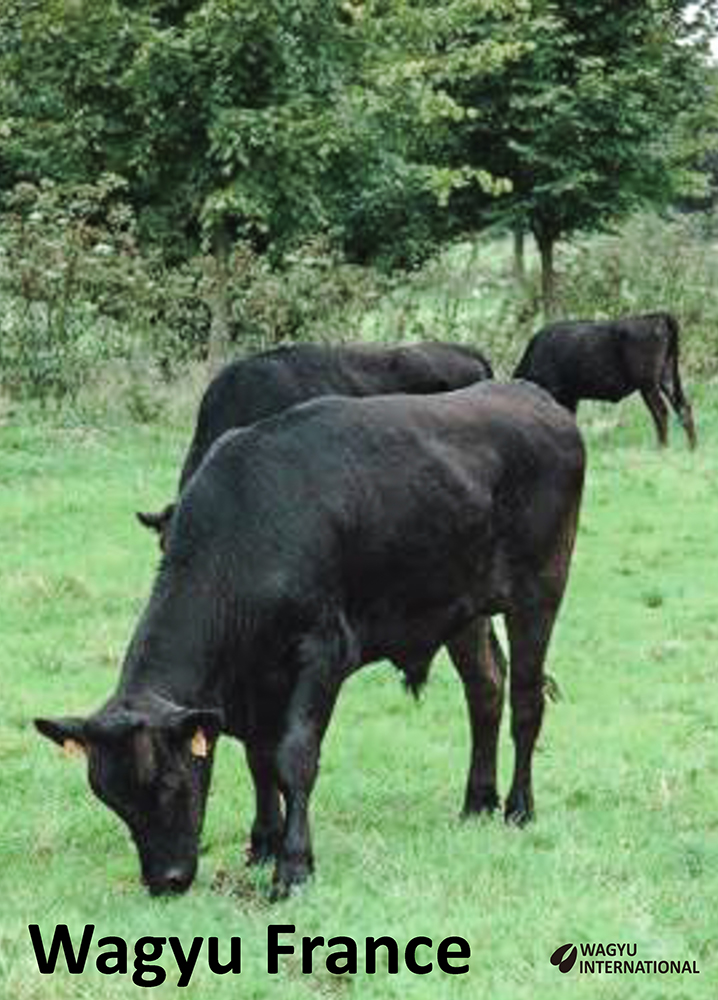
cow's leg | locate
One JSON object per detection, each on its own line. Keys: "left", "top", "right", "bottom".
{"left": 658, "top": 336, "right": 697, "bottom": 449}
{"left": 272, "top": 624, "right": 353, "bottom": 897}
{"left": 640, "top": 386, "right": 669, "bottom": 446}
{"left": 659, "top": 369, "right": 697, "bottom": 449}
{"left": 503, "top": 604, "right": 558, "bottom": 824}
{"left": 245, "top": 742, "right": 283, "bottom": 865}
{"left": 446, "top": 617, "right": 505, "bottom": 815}
{"left": 272, "top": 674, "right": 340, "bottom": 896}
{"left": 674, "top": 397, "right": 697, "bottom": 450}
{"left": 503, "top": 479, "right": 581, "bottom": 825}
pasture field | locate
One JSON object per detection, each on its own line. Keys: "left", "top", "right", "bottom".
{"left": 0, "top": 380, "right": 717, "bottom": 999}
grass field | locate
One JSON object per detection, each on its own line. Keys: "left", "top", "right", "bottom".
{"left": 1, "top": 376, "right": 717, "bottom": 999}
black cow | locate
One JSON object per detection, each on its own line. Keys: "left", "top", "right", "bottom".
{"left": 513, "top": 312, "right": 697, "bottom": 448}
{"left": 36, "top": 381, "right": 584, "bottom": 898}
{"left": 137, "top": 340, "right": 493, "bottom": 547}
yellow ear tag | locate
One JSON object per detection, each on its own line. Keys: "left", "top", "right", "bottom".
{"left": 191, "top": 729, "right": 209, "bottom": 758}
{"left": 63, "top": 738, "right": 85, "bottom": 758}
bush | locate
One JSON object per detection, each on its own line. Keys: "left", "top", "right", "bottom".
{"left": 240, "top": 237, "right": 395, "bottom": 345}
{"left": 0, "top": 176, "right": 154, "bottom": 402}
{"left": 2, "top": 201, "right": 715, "bottom": 414}
{"left": 0, "top": 297, "right": 131, "bottom": 404}
{"left": 353, "top": 236, "right": 538, "bottom": 376}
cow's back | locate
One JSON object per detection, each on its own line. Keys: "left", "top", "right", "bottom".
{"left": 171, "top": 381, "right": 583, "bottom": 665}
{"left": 515, "top": 322, "right": 633, "bottom": 404}
{"left": 178, "top": 342, "right": 492, "bottom": 488}
{"left": 185, "top": 380, "right": 582, "bottom": 556}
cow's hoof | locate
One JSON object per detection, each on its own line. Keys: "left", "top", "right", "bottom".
{"left": 269, "top": 873, "right": 311, "bottom": 903}
{"left": 504, "top": 790, "right": 534, "bottom": 826}
{"left": 270, "top": 853, "right": 313, "bottom": 901}
{"left": 246, "top": 846, "right": 273, "bottom": 867}
{"left": 268, "top": 879, "right": 294, "bottom": 903}
{"left": 462, "top": 786, "right": 500, "bottom": 817}
{"left": 246, "top": 832, "right": 282, "bottom": 867}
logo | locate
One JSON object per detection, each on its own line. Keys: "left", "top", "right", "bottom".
{"left": 549, "top": 942, "right": 700, "bottom": 977}
{"left": 550, "top": 943, "right": 577, "bottom": 973}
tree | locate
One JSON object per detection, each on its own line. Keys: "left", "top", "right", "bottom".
{"left": 439, "top": 0, "right": 718, "bottom": 313}
{"left": 2, "top": 0, "right": 716, "bottom": 330}
{"left": 336, "top": 0, "right": 525, "bottom": 269}
{"left": 0, "top": 1, "right": 371, "bottom": 355}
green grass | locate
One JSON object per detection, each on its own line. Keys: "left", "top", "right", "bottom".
{"left": 1, "top": 382, "right": 717, "bottom": 999}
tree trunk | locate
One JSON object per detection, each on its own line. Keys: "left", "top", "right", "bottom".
{"left": 535, "top": 230, "right": 557, "bottom": 319}
{"left": 512, "top": 225, "right": 526, "bottom": 287}
{"left": 206, "top": 219, "right": 232, "bottom": 374}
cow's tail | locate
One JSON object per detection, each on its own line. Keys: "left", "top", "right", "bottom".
{"left": 660, "top": 314, "right": 697, "bottom": 449}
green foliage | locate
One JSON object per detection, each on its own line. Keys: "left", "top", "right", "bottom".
{"left": 491, "top": 2, "right": 715, "bottom": 235}
{"left": 1, "top": 173, "right": 146, "bottom": 316}
{"left": 0, "top": 169, "right": 397, "bottom": 404}
{"left": 357, "top": 237, "right": 530, "bottom": 374}
{"left": 2, "top": 209, "right": 717, "bottom": 408}
{"left": 0, "top": 0, "right": 150, "bottom": 182}
{"left": 238, "top": 238, "right": 396, "bottom": 343}
{"left": 1, "top": 0, "right": 717, "bottom": 398}
{"left": 339, "top": 0, "right": 526, "bottom": 267}
{"left": 0, "top": 173, "right": 214, "bottom": 400}
{"left": 0, "top": 0, "right": 364, "bottom": 259}
{"left": 0, "top": 175, "right": 143, "bottom": 401}
{"left": 118, "top": 0, "right": 369, "bottom": 256}
{"left": 1, "top": 0, "right": 716, "bottom": 309}
{"left": 428, "top": 0, "right": 718, "bottom": 309}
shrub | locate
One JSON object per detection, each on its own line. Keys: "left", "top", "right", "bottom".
{"left": 240, "top": 237, "right": 395, "bottom": 345}
{"left": 0, "top": 176, "right": 154, "bottom": 402}
{"left": 0, "top": 297, "right": 131, "bottom": 404}
{"left": 2, "top": 201, "right": 715, "bottom": 413}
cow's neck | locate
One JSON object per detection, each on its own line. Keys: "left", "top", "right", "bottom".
{"left": 114, "top": 586, "right": 228, "bottom": 710}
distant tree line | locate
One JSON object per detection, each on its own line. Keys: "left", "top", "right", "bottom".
{"left": 0, "top": 0, "right": 717, "bottom": 352}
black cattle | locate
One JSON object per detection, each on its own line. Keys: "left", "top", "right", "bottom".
{"left": 137, "top": 340, "right": 493, "bottom": 547}
{"left": 513, "top": 312, "right": 697, "bottom": 448}
{"left": 36, "top": 381, "right": 584, "bottom": 898}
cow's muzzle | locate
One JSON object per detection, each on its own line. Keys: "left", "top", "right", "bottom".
{"left": 144, "top": 861, "right": 197, "bottom": 896}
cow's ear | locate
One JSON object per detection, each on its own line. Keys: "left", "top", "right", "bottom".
{"left": 171, "top": 708, "right": 224, "bottom": 757}
{"left": 190, "top": 729, "right": 210, "bottom": 759}
{"left": 35, "top": 716, "right": 88, "bottom": 756}
{"left": 38, "top": 709, "right": 144, "bottom": 747}
{"left": 135, "top": 504, "right": 174, "bottom": 535}
{"left": 159, "top": 705, "right": 224, "bottom": 736}
{"left": 139, "top": 696, "right": 224, "bottom": 752}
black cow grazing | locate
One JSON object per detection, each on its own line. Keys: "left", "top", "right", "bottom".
{"left": 137, "top": 340, "right": 493, "bottom": 548}
{"left": 36, "top": 381, "right": 584, "bottom": 898}
{"left": 513, "top": 312, "right": 697, "bottom": 449}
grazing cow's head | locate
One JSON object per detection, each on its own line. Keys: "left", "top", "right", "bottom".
{"left": 35, "top": 701, "right": 223, "bottom": 895}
